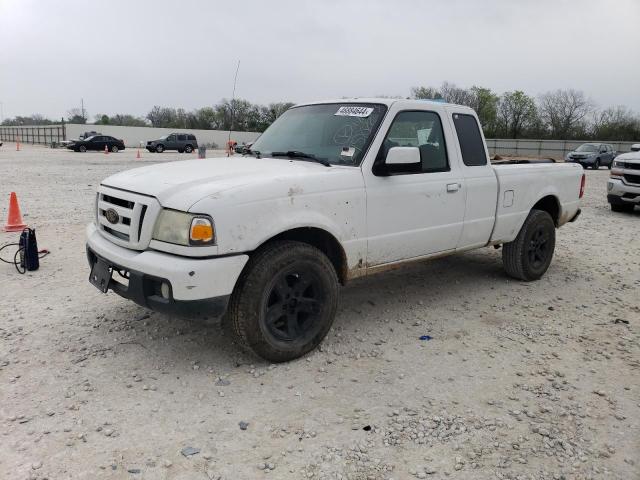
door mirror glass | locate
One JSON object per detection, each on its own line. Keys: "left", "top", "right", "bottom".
{"left": 385, "top": 147, "right": 421, "bottom": 165}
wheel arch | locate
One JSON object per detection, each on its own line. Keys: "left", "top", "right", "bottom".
{"left": 253, "top": 227, "right": 349, "bottom": 285}
{"left": 532, "top": 195, "right": 560, "bottom": 227}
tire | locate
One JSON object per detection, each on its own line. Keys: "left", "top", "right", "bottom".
{"left": 226, "top": 240, "right": 339, "bottom": 362}
{"left": 611, "top": 203, "right": 634, "bottom": 213}
{"left": 608, "top": 162, "right": 612, "bottom": 170}
{"left": 502, "top": 209, "right": 556, "bottom": 281}
{"left": 177, "top": 149, "right": 184, "bottom": 154}
{"left": 78, "top": 145, "right": 87, "bottom": 152}
{"left": 111, "top": 145, "right": 119, "bottom": 153}
{"left": 593, "top": 159, "right": 600, "bottom": 170}
{"left": 184, "top": 144, "right": 193, "bottom": 153}
{"left": 155, "top": 144, "right": 164, "bottom": 153}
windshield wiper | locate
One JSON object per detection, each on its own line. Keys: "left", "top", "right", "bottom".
{"left": 270, "top": 151, "right": 331, "bottom": 167}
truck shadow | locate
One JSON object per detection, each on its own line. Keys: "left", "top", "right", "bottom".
{"left": 111, "top": 248, "right": 520, "bottom": 368}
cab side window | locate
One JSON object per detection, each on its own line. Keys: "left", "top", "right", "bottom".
{"left": 452, "top": 113, "right": 487, "bottom": 166}
{"left": 177, "top": 134, "right": 186, "bottom": 141}
{"left": 376, "top": 110, "right": 449, "bottom": 174}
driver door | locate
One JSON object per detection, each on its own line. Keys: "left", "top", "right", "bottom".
{"left": 363, "top": 109, "right": 466, "bottom": 265}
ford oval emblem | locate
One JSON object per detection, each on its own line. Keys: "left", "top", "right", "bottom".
{"left": 105, "top": 208, "right": 119, "bottom": 224}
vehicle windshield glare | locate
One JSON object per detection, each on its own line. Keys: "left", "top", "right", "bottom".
{"left": 250, "top": 103, "right": 387, "bottom": 166}
{"left": 576, "top": 144, "right": 598, "bottom": 153}
{"left": 158, "top": 135, "right": 168, "bottom": 140}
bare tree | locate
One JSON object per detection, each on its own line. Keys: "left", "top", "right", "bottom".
{"left": 591, "top": 106, "right": 640, "bottom": 141}
{"left": 439, "top": 82, "right": 474, "bottom": 106}
{"left": 66, "top": 108, "right": 87, "bottom": 124}
{"left": 538, "top": 89, "right": 593, "bottom": 139}
{"left": 410, "top": 86, "right": 443, "bottom": 100}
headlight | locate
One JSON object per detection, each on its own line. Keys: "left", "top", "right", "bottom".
{"left": 152, "top": 209, "right": 215, "bottom": 246}
{"left": 613, "top": 160, "right": 624, "bottom": 169}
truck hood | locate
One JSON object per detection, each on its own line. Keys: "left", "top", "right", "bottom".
{"left": 101, "top": 156, "right": 356, "bottom": 211}
{"left": 615, "top": 151, "right": 640, "bottom": 162}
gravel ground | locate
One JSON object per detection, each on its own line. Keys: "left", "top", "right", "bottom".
{"left": 1, "top": 144, "right": 638, "bottom": 480}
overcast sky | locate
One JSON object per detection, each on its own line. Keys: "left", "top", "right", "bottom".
{"left": 1, "top": 0, "right": 639, "bottom": 121}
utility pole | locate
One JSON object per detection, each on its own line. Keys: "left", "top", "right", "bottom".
{"left": 81, "top": 98, "right": 85, "bottom": 123}
{"left": 0, "top": 101, "right": 4, "bottom": 124}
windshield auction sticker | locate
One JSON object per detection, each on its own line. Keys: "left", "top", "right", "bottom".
{"left": 335, "top": 106, "right": 374, "bottom": 117}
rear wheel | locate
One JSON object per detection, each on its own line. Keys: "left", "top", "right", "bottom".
{"left": 155, "top": 144, "right": 164, "bottom": 153}
{"left": 226, "top": 241, "right": 339, "bottom": 362}
{"left": 185, "top": 144, "right": 193, "bottom": 153}
{"left": 502, "top": 209, "right": 556, "bottom": 281}
{"left": 611, "top": 203, "right": 634, "bottom": 213}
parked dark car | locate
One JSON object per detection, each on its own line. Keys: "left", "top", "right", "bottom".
{"left": 565, "top": 143, "right": 616, "bottom": 169}
{"left": 67, "top": 135, "right": 125, "bottom": 153}
{"left": 235, "top": 142, "right": 253, "bottom": 154}
{"left": 146, "top": 133, "right": 198, "bottom": 153}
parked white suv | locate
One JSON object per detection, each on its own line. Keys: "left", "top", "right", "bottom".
{"left": 608, "top": 143, "right": 640, "bottom": 213}
{"left": 86, "top": 99, "right": 584, "bottom": 361}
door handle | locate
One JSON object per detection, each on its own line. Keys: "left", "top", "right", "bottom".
{"left": 446, "top": 183, "right": 461, "bottom": 192}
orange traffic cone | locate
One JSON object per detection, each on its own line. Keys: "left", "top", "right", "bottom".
{"left": 104, "top": 144, "right": 109, "bottom": 155}
{"left": 136, "top": 149, "right": 141, "bottom": 159}
{"left": 16, "top": 138, "right": 21, "bottom": 151}
{"left": 3, "top": 192, "right": 27, "bottom": 232}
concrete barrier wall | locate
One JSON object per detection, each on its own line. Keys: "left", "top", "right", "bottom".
{"left": 485, "top": 138, "right": 639, "bottom": 159}
{"left": 65, "top": 124, "right": 261, "bottom": 148}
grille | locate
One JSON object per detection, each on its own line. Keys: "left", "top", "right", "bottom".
{"left": 96, "top": 186, "right": 159, "bottom": 249}
{"left": 623, "top": 174, "right": 640, "bottom": 185}
{"left": 619, "top": 162, "right": 640, "bottom": 171}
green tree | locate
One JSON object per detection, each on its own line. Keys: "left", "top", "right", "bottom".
{"left": 469, "top": 86, "right": 499, "bottom": 137}
{"left": 497, "top": 91, "right": 538, "bottom": 138}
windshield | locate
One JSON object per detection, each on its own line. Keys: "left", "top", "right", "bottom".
{"left": 576, "top": 144, "right": 598, "bottom": 153}
{"left": 158, "top": 135, "right": 168, "bottom": 140}
{"left": 250, "top": 103, "right": 387, "bottom": 166}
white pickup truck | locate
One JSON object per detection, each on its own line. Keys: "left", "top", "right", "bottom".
{"left": 87, "top": 99, "right": 584, "bottom": 361}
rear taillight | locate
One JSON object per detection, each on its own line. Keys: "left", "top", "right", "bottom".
{"left": 579, "top": 174, "right": 585, "bottom": 199}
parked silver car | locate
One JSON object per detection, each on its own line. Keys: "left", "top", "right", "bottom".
{"left": 565, "top": 143, "right": 616, "bottom": 169}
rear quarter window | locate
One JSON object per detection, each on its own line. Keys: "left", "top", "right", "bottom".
{"left": 452, "top": 114, "right": 487, "bottom": 166}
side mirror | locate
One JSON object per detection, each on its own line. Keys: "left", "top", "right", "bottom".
{"left": 386, "top": 146, "right": 421, "bottom": 165}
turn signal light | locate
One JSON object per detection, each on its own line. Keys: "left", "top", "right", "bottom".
{"left": 190, "top": 218, "right": 214, "bottom": 244}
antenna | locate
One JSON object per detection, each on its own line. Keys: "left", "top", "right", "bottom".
{"left": 227, "top": 60, "right": 240, "bottom": 157}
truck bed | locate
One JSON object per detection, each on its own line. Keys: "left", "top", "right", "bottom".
{"left": 490, "top": 162, "right": 582, "bottom": 244}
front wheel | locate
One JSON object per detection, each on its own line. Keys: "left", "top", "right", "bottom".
{"left": 155, "top": 144, "right": 164, "bottom": 153}
{"left": 502, "top": 209, "right": 556, "bottom": 281}
{"left": 593, "top": 159, "right": 600, "bottom": 170}
{"left": 111, "top": 145, "right": 119, "bottom": 153}
{"left": 226, "top": 241, "right": 339, "bottom": 362}
{"left": 78, "top": 145, "right": 87, "bottom": 152}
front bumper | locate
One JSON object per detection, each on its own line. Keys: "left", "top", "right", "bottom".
{"left": 86, "top": 223, "right": 249, "bottom": 315}
{"left": 607, "top": 178, "right": 640, "bottom": 205}
{"left": 567, "top": 157, "right": 595, "bottom": 165}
